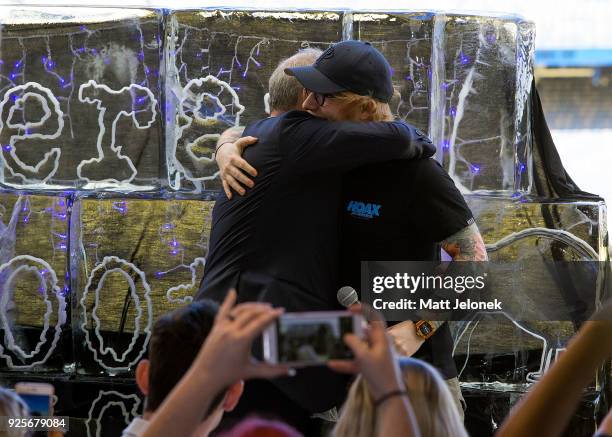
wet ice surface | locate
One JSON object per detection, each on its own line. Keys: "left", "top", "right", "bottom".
{"left": 0, "top": 7, "right": 162, "bottom": 190}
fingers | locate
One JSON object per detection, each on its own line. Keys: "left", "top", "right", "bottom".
{"left": 232, "top": 156, "right": 258, "bottom": 178}
{"left": 368, "top": 321, "right": 388, "bottom": 343}
{"left": 328, "top": 359, "right": 359, "bottom": 374}
{"left": 344, "top": 333, "right": 368, "bottom": 357}
{"left": 217, "top": 289, "right": 237, "bottom": 322}
{"left": 228, "top": 162, "right": 255, "bottom": 187}
{"left": 240, "top": 307, "right": 284, "bottom": 340}
{"left": 222, "top": 180, "right": 232, "bottom": 199}
{"left": 229, "top": 302, "right": 272, "bottom": 320}
{"left": 231, "top": 304, "right": 272, "bottom": 327}
{"left": 225, "top": 174, "right": 246, "bottom": 196}
{"left": 235, "top": 136, "right": 258, "bottom": 153}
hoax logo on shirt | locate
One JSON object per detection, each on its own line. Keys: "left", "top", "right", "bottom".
{"left": 347, "top": 200, "right": 382, "bottom": 219}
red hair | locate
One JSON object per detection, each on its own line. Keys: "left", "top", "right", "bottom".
{"left": 220, "top": 417, "right": 302, "bottom": 437}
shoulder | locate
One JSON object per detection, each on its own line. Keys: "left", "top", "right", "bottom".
{"left": 273, "top": 110, "right": 316, "bottom": 123}
{"left": 409, "top": 158, "right": 456, "bottom": 187}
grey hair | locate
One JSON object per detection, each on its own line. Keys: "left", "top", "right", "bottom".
{"left": 268, "top": 48, "right": 323, "bottom": 112}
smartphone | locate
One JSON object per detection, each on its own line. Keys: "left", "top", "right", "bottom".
{"left": 15, "top": 382, "right": 54, "bottom": 417}
{"left": 262, "top": 311, "right": 364, "bottom": 366}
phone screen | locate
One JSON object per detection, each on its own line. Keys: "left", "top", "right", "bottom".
{"left": 18, "top": 393, "right": 51, "bottom": 416}
{"left": 276, "top": 314, "right": 355, "bottom": 363}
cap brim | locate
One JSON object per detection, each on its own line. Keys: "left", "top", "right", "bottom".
{"left": 285, "top": 66, "right": 347, "bottom": 94}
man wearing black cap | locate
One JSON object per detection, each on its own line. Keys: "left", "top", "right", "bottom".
{"left": 197, "top": 41, "right": 435, "bottom": 435}
{"left": 217, "top": 40, "right": 488, "bottom": 421}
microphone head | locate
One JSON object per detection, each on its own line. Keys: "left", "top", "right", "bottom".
{"left": 337, "top": 286, "right": 358, "bottom": 307}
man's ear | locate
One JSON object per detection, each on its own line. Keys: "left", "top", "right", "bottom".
{"left": 135, "top": 359, "right": 150, "bottom": 396}
{"left": 361, "top": 100, "right": 376, "bottom": 120}
{"left": 222, "top": 380, "right": 244, "bottom": 412}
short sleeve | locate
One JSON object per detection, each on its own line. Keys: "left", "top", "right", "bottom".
{"left": 409, "top": 159, "right": 474, "bottom": 242}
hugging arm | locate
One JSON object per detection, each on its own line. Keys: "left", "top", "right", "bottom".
{"left": 216, "top": 113, "right": 436, "bottom": 195}
{"left": 283, "top": 114, "right": 435, "bottom": 173}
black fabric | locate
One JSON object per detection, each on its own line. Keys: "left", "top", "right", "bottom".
{"left": 530, "top": 79, "right": 602, "bottom": 200}
{"left": 340, "top": 158, "right": 475, "bottom": 379}
{"left": 197, "top": 110, "right": 435, "bottom": 413}
{"left": 286, "top": 40, "right": 394, "bottom": 102}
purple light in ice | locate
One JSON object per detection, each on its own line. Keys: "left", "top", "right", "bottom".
{"left": 442, "top": 140, "right": 450, "bottom": 149}
{"left": 471, "top": 164, "right": 481, "bottom": 174}
{"left": 460, "top": 53, "right": 470, "bottom": 65}
{"left": 2, "top": 145, "right": 11, "bottom": 152}
{"left": 112, "top": 201, "right": 127, "bottom": 214}
{"left": 519, "top": 163, "right": 526, "bottom": 173}
{"left": 449, "top": 106, "right": 457, "bottom": 117}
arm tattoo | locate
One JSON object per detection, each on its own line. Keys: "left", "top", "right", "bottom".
{"left": 441, "top": 222, "right": 488, "bottom": 261}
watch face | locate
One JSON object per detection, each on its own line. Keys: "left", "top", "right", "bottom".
{"left": 420, "top": 324, "right": 432, "bottom": 335}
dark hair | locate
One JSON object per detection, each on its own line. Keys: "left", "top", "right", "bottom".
{"left": 145, "top": 300, "right": 226, "bottom": 415}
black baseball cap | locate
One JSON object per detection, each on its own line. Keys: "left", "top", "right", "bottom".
{"left": 285, "top": 40, "right": 394, "bottom": 103}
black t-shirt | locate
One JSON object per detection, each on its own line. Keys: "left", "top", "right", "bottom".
{"left": 340, "top": 158, "right": 474, "bottom": 379}
{"left": 197, "top": 110, "right": 435, "bottom": 313}
{"left": 195, "top": 111, "right": 435, "bottom": 413}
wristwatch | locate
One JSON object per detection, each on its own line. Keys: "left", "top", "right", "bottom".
{"left": 415, "top": 320, "right": 437, "bottom": 340}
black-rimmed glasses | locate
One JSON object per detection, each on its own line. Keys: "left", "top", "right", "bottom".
{"left": 308, "top": 90, "right": 337, "bottom": 106}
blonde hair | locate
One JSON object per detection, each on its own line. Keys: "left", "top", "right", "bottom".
{"left": 333, "top": 358, "right": 467, "bottom": 437}
{"left": 332, "top": 91, "right": 394, "bottom": 122}
{"left": 0, "top": 388, "right": 29, "bottom": 437}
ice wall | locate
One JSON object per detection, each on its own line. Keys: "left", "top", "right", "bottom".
{"left": 0, "top": 7, "right": 607, "bottom": 436}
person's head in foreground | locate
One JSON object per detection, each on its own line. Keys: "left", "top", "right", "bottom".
{"left": 219, "top": 417, "right": 302, "bottom": 437}
{"left": 283, "top": 40, "right": 395, "bottom": 123}
{"left": 333, "top": 357, "right": 467, "bottom": 437}
{"left": 0, "top": 388, "right": 29, "bottom": 437}
{"left": 134, "top": 300, "right": 244, "bottom": 437}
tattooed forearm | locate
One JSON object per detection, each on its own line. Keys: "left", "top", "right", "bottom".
{"left": 441, "top": 222, "right": 488, "bottom": 261}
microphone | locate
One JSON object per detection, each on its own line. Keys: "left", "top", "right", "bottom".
{"left": 337, "top": 286, "right": 359, "bottom": 308}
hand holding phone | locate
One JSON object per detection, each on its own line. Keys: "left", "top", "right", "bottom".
{"left": 263, "top": 311, "right": 365, "bottom": 367}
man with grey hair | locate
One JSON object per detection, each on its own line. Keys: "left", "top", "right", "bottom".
{"left": 197, "top": 43, "right": 434, "bottom": 435}
{"left": 213, "top": 47, "right": 323, "bottom": 197}
{"left": 216, "top": 42, "right": 488, "bottom": 424}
